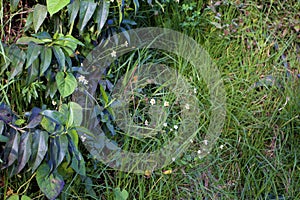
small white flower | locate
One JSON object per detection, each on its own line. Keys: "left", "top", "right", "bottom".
{"left": 164, "top": 101, "right": 169, "bottom": 107}
{"left": 190, "top": 139, "right": 193, "bottom": 143}
{"left": 80, "top": 135, "right": 87, "bottom": 142}
{"left": 204, "top": 140, "right": 208, "bottom": 145}
{"left": 78, "top": 75, "right": 89, "bottom": 85}
{"left": 110, "top": 0, "right": 114, "bottom": 2}
{"left": 52, "top": 100, "right": 57, "bottom": 106}
{"left": 172, "top": 157, "right": 176, "bottom": 162}
{"left": 163, "top": 122, "right": 168, "bottom": 127}
{"left": 194, "top": 88, "right": 197, "bottom": 94}
{"left": 123, "top": 41, "right": 128, "bottom": 47}
{"left": 220, "top": 144, "right": 224, "bottom": 149}
{"left": 185, "top": 104, "right": 190, "bottom": 110}
{"left": 197, "top": 150, "right": 201, "bottom": 154}
{"left": 111, "top": 50, "right": 117, "bottom": 57}
{"left": 175, "top": 0, "right": 179, "bottom": 3}
{"left": 174, "top": 125, "right": 178, "bottom": 130}
{"left": 150, "top": 98, "right": 156, "bottom": 105}
{"left": 145, "top": 120, "right": 149, "bottom": 126}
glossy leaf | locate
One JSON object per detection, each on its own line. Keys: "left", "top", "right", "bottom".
{"left": 40, "top": 116, "right": 56, "bottom": 133}
{"left": 33, "top": 4, "right": 48, "bottom": 33}
{"left": 78, "top": 1, "right": 97, "bottom": 33}
{"left": 36, "top": 163, "right": 65, "bottom": 200}
{"left": 40, "top": 46, "right": 52, "bottom": 76}
{"left": 56, "top": 72, "right": 78, "bottom": 98}
{"left": 52, "top": 46, "right": 65, "bottom": 67}
{"left": 31, "top": 130, "right": 49, "bottom": 172}
{"left": 95, "top": 0, "right": 110, "bottom": 32}
{"left": 26, "top": 43, "right": 41, "bottom": 69}
{"left": 68, "top": 0, "right": 80, "bottom": 25}
{"left": 68, "top": 102, "right": 83, "bottom": 126}
{"left": 47, "top": 0, "right": 70, "bottom": 16}
{"left": 41, "top": 110, "right": 67, "bottom": 125}
{"left": 16, "top": 131, "right": 32, "bottom": 174}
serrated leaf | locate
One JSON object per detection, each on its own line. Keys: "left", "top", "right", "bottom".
{"left": 78, "top": 1, "right": 97, "bottom": 33}
{"left": 16, "top": 37, "right": 45, "bottom": 45}
{"left": 31, "top": 130, "right": 49, "bottom": 172}
{"left": 56, "top": 72, "right": 77, "bottom": 98}
{"left": 47, "top": 0, "right": 70, "bottom": 16}
{"left": 36, "top": 163, "right": 65, "bottom": 200}
{"left": 40, "top": 46, "right": 52, "bottom": 76}
{"left": 68, "top": 0, "right": 80, "bottom": 26}
{"left": 52, "top": 46, "right": 65, "bottom": 67}
{"left": 16, "top": 131, "right": 32, "bottom": 174}
{"left": 33, "top": 4, "right": 48, "bottom": 33}
{"left": 95, "top": 0, "right": 110, "bottom": 32}
{"left": 26, "top": 43, "right": 41, "bottom": 69}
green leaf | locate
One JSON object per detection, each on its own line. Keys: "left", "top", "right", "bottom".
{"left": 16, "top": 131, "right": 32, "bottom": 174}
{"left": 24, "top": 13, "right": 33, "bottom": 32}
{"left": 36, "top": 163, "right": 65, "bottom": 200}
{"left": 68, "top": 102, "right": 83, "bottom": 126}
{"left": 7, "top": 194, "right": 19, "bottom": 200}
{"left": 21, "top": 195, "right": 31, "bottom": 200}
{"left": 31, "top": 130, "right": 49, "bottom": 172}
{"left": 33, "top": 4, "right": 48, "bottom": 33}
{"left": 40, "top": 116, "right": 56, "bottom": 132}
{"left": 3, "top": 131, "right": 20, "bottom": 168}
{"left": 47, "top": 0, "right": 70, "bottom": 16}
{"left": 133, "top": 0, "right": 139, "bottom": 15}
{"left": 16, "top": 36, "right": 45, "bottom": 45}
{"left": 10, "top": 0, "right": 20, "bottom": 12}
{"left": 40, "top": 46, "right": 52, "bottom": 76}
{"left": 41, "top": 110, "right": 67, "bottom": 125}
{"left": 26, "top": 43, "right": 41, "bottom": 69}
{"left": 0, "top": 135, "right": 9, "bottom": 143}
{"left": 68, "top": 0, "right": 80, "bottom": 26}
{"left": 56, "top": 72, "right": 77, "bottom": 98}
{"left": 113, "top": 188, "right": 129, "bottom": 200}
{"left": 54, "top": 134, "right": 68, "bottom": 168}
{"left": 78, "top": 1, "right": 97, "bottom": 33}
{"left": 26, "top": 58, "right": 40, "bottom": 84}
{"left": 52, "top": 46, "right": 65, "bottom": 67}
{"left": 95, "top": 0, "right": 110, "bottom": 32}
{"left": 14, "top": 119, "right": 26, "bottom": 126}
{"left": 0, "top": 120, "right": 4, "bottom": 135}
{"left": 8, "top": 46, "right": 26, "bottom": 80}
{"left": 99, "top": 84, "right": 109, "bottom": 105}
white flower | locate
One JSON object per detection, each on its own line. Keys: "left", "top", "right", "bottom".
{"left": 190, "top": 139, "right": 193, "bottom": 143}
{"left": 174, "top": 125, "right": 178, "bottom": 130}
{"left": 203, "top": 140, "right": 208, "bottom": 145}
{"left": 52, "top": 100, "right": 57, "bottom": 105}
{"left": 110, "top": 0, "right": 114, "bottom": 2}
{"left": 80, "top": 135, "right": 87, "bottom": 142}
{"left": 164, "top": 101, "right": 169, "bottom": 107}
{"left": 150, "top": 98, "right": 155, "bottom": 105}
{"left": 220, "top": 144, "right": 224, "bottom": 149}
{"left": 111, "top": 50, "right": 117, "bottom": 57}
{"left": 123, "top": 41, "right": 128, "bottom": 47}
{"left": 185, "top": 104, "right": 190, "bottom": 110}
{"left": 197, "top": 150, "right": 201, "bottom": 154}
{"left": 78, "top": 75, "right": 88, "bottom": 85}
{"left": 175, "top": 0, "right": 179, "bottom": 3}
{"left": 145, "top": 120, "right": 149, "bottom": 126}
{"left": 172, "top": 157, "right": 176, "bottom": 162}
{"left": 194, "top": 88, "right": 197, "bottom": 94}
{"left": 170, "top": 128, "right": 173, "bottom": 131}
{"left": 163, "top": 122, "right": 168, "bottom": 127}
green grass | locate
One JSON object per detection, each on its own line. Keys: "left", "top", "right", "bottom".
{"left": 1, "top": 0, "right": 299, "bottom": 199}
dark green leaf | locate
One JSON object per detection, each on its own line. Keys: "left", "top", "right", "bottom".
{"left": 52, "top": 46, "right": 65, "bottom": 67}
{"left": 54, "top": 134, "right": 68, "bottom": 168}
{"left": 78, "top": 1, "right": 97, "bottom": 33}
{"left": 27, "top": 58, "right": 40, "bottom": 84}
{"left": 26, "top": 43, "right": 41, "bottom": 69}
{"left": 24, "top": 13, "right": 33, "bottom": 32}
{"left": 8, "top": 46, "right": 26, "bottom": 80}
{"left": 33, "top": 4, "right": 48, "bottom": 33}
{"left": 36, "top": 163, "right": 65, "bottom": 200}
{"left": 31, "top": 130, "right": 49, "bottom": 172}
{"left": 70, "top": 146, "right": 86, "bottom": 176}
{"left": 41, "top": 116, "right": 56, "bottom": 132}
{"left": 68, "top": 0, "right": 80, "bottom": 26}
{"left": 95, "top": 0, "right": 110, "bottom": 32}
{"left": 56, "top": 72, "right": 78, "bottom": 98}
{"left": 40, "top": 46, "right": 52, "bottom": 76}
{"left": 16, "top": 131, "right": 32, "bottom": 174}
{"left": 3, "top": 131, "right": 20, "bottom": 168}
{"left": 32, "top": 32, "right": 52, "bottom": 39}
{"left": 113, "top": 188, "right": 129, "bottom": 200}
{"left": 0, "top": 135, "right": 9, "bottom": 143}
{"left": 41, "top": 110, "right": 67, "bottom": 125}
{"left": 47, "top": 0, "right": 70, "bottom": 16}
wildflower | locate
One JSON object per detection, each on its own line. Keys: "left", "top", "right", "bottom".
{"left": 111, "top": 50, "right": 117, "bottom": 57}
{"left": 175, "top": 0, "right": 179, "bottom": 3}
{"left": 174, "top": 125, "right": 178, "bottom": 130}
{"left": 163, "top": 122, "right": 168, "bottom": 127}
{"left": 220, "top": 144, "right": 224, "bottom": 149}
{"left": 78, "top": 75, "right": 88, "bottom": 85}
{"left": 194, "top": 88, "right": 197, "bottom": 94}
{"left": 172, "top": 157, "right": 176, "bottom": 162}
{"left": 110, "top": 0, "right": 114, "bottom": 2}
{"left": 80, "top": 135, "right": 87, "bottom": 142}
{"left": 150, "top": 98, "right": 155, "bottom": 105}
{"left": 164, "top": 101, "right": 169, "bottom": 107}
{"left": 145, "top": 120, "right": 149, "bottom": 126}
{"left": 185, "top": 104, "right": 190, "bottom": 110}
{"left": 190, "top": 139, "right": 193, "bottom": 143}
{"left": 203, "top": 140, "right": 208, "bottom": 145}
{"left": 123, "top": 41, "right": 129, "bottom": 47}
{"left": 52, "top": 100, "right": 57, "bottom": 106}
{"left": 197, "top": 150, "right": 201, "bottom": 154}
